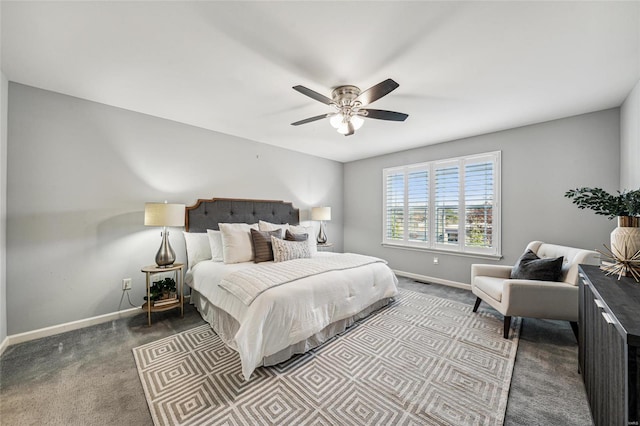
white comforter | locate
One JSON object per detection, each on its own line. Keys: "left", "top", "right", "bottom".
{"left": 187, "top": 252, "right": 398, "bottom": 380}
{"left": 220, "top": 253, "right": 387, "bottom": 305}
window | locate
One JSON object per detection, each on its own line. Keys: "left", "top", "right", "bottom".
{"left": 407, "top": 166, "right": 428, "bottom": 243}
{"left": 384, "top": 170, "right": 405, "bottom": 242}
{"left": 383, "top": 151, "right": 501, "bottom": 257}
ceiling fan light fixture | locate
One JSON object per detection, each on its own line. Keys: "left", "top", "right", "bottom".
{"left": 337, "top": 122, "right": 350, "bottom": 134}
{"left": 329, "top": 113, "right": 344, "bottom": 129}
{"left": 351, "top": 115, "right": 364, "bottom": 130}
{"left": 334, "top": 114, "right": 363, "bottom": 135}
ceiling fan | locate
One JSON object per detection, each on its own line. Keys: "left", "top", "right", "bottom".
{"left": 291, "top": 78, "right": 409, "bottom": 136}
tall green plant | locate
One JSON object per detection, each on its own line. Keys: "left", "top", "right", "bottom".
{"left": 564, "top": 187, "right": 640, "bottom": 219}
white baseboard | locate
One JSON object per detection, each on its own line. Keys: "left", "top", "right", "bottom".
{"left": 1, "top": 295, "right": 193, "bottom": 350}
{"left": 4, "top": 307, "right": 142, "bottom": 349}
{"left": 394, "top": 270, "right": 471, "bottom": 291}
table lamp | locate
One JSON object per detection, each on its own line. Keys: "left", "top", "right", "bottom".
{"left": 311, "top": 206, "right": 331, "bottom": 244}
{"left": 144, "top": 201, "right": 185, "bottom": 267}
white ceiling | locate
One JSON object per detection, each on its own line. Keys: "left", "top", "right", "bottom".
{"left": 2, "top": 1, "right": 639, "bottom": 163}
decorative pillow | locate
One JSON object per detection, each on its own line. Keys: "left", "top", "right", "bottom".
{"left": 258, "top": 220, "right": 288, "bottom": 238}
{"left": 285, "top": 229, "right": 308, "bottom": 242}
{"left": 206, "top": 229, "right": 224, "bottom": 262}
{"left": 218, "top": 223, "right": 258, "bottom": 264}
{"left": 290, "top": 224, "right": 317, "bottom": 253}
{"left": 183, "top": 231, "right": 212, "bottom": 269}
{"left": 510, "top": 249, "right": 564, "bottom": 281}
{"left": 250, "top": 229, "right": 281, "bottom": 263}
{"left": 271, "top": 236, "right": 311, "bottom": 262}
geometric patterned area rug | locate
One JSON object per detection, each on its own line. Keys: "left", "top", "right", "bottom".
{"left": 133, "top": 289, "right": 521, "bottom": 426}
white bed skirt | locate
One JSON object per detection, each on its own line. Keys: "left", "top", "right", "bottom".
{"left": 190, "top": 289, "right": 393, "bottom": 368}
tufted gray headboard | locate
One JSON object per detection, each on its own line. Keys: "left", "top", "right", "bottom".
{"left": 185, "top": 198, "right": 300, "bottom": 232}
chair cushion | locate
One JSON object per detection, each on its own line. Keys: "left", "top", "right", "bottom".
{"left": 473, "top": 276, "right": 505, "bottom": 302}
{"left": 510, "top": 249, "right": 564, "bottom": 281}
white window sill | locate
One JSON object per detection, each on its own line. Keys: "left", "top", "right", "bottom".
{"left": 381, "top": 242, "right": 503, "bottom": 261}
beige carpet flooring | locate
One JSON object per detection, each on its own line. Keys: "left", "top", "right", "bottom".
{"left": 0, "top": 278, "right": 593, "bottom": 425}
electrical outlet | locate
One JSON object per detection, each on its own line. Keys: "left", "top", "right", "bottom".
{"left": 433, "top": 257, "right": 439, "bottom": 265}
{"left": 122, "top": 278, "right": 132, "bottom": 291}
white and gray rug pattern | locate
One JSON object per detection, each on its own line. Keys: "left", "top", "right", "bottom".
{"left": 133, "top": 289, "right": 521, "bottom": 426}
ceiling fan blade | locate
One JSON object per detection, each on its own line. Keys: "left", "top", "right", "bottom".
{"left": 292, "top": 85, "right": 334, "bottom": 105}
{"left": 362, "top": 109, "right": 409, "bottom": 122}
{"left": 356, "top": 79, "right": 399, "bottom": 106}
{"left": 291, "top": 113, "right": 331, "bottom": 126}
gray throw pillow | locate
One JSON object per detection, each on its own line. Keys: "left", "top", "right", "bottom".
{"left": 250, "top": 229, "right": 281, "bottom": 263}
{"left": 285, "top": 229, "right": 308, "bottom": 242}
{"left": 510, "top": 249, "right": 564, "bottom": 281}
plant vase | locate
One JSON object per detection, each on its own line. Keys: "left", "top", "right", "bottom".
{"left": 611, "top": 216, "right": 640, "bottom": 259}
{"left": 607, "top": 216, "right": 640, "bottom": 280}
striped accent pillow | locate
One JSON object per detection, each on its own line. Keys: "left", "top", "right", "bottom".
{"left": 271, "top": 236, "right": 311, "bottom": 262}
{"left": 250, "top": 229, "right": 281, "bottom": 263}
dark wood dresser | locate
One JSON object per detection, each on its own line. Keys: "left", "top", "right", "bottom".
{"left": 579, "top": 265, "right": 640, "bottom": 426}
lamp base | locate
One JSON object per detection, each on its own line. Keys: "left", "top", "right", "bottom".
{"left": 317, "top": 221, "right": 328, "bottom": 244}
{"left": 155, "top": 229, "right": 176, "bottom": 267}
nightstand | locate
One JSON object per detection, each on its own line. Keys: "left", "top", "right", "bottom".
{"left": 317, "top": 243, "right": 334, "bottom": 252}
{"left": 141, "top": 263, "right": 184, "bottom": 326}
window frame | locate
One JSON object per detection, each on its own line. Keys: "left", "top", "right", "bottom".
{"left": 382, "top": 151, "right": 501, "bottom": 259}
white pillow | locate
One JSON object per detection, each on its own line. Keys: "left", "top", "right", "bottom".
{"left": 258, "top": 220, "right": 288, "bottom": 238}
{"left": 206, "top": 229, "right": 224, "bottom": 262}
{"left": 290, "top": 224, "right": 317, "bottom": 253}
{"left": 218, "top": 223, "right": 258, "bottom": 264}
{"left": 271, "top": 236, "right": 311, "bottom": 262}
{"left": 183, "top": 232, "right": 212, "bottom": 269}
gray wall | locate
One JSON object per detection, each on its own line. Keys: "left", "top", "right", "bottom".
{"left": 6, "top": 83, "right": 343, "bottom": 335}
{"left": 1, "top": 72, "right": 7, "bottom": 344}
{"left": 344, "top": 109, "right": 620, "bottom": 284}
{"left": 621, "top": 79, "right": 640, "bottom": 189}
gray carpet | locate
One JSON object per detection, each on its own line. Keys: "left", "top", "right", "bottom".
{"left": 133, "top": 290, "right": 520, "bottom": 425}
{"left": 0, "top": 277, "right": 593, "bottom": 425}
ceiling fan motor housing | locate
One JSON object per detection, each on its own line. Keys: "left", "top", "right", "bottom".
{"left": 331, "top": 86, "right": 361, "bottom": 105}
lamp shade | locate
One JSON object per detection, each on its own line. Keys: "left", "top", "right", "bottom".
{"left": 144, "top": 203, "right": 185, "bottom": 227}
{"left": 311, "top": 207, "right": 331, "bottom": 221}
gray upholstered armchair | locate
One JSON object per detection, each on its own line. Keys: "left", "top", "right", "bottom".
{"left": 471, "top": 241, "right": 600, "bottom": 338}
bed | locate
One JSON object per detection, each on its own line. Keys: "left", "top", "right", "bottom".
{"left": 183, "top": 198, "right": 398, "bottom": 380}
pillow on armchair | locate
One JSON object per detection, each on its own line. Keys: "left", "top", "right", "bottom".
{"left": 510, "top": 249, "right": 564, "bottom": 281}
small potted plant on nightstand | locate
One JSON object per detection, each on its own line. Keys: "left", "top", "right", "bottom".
{"left": 145, "top": 277, "right": 177, "bottom": 305}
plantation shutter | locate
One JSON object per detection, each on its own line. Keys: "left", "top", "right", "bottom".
{"left": 434, "top": 164, "right": 460, "bottom": 246}
{"left": 464, "top": 160, "right": 494, "bottom": 249}
{"left": 385, "top": 171, "right": 405, "bottom": 241}
{"left": 382, "top": 151, "right": 500, "bottom": 256}
{"left": 407, "top": 168, "right": 429, "bottom": 242}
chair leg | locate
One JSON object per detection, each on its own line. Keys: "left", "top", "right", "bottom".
{"left": 472, "top": 297, "right": 482, "bottom": 313}
{"left": 503, "top": 316, "right": 512, "bottom": 339}
{"left": 569, "top": 321, "right": 579, "bottom": 343}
